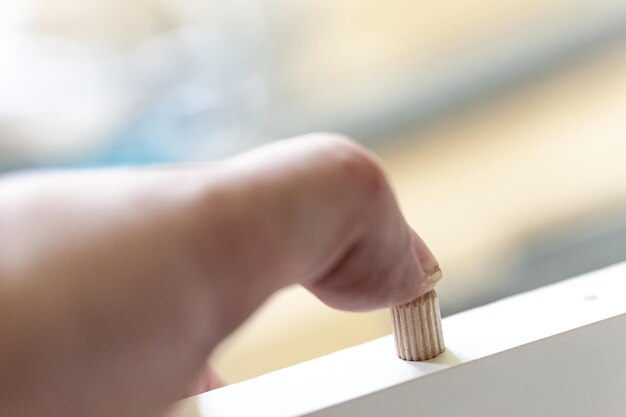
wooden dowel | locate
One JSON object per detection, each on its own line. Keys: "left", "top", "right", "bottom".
{"left": 390, "top": 286, "right": 445, "bottom": 361}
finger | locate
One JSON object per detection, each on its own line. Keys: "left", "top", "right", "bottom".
{"left": 305, "top": 225, "right": 438, "bottom": 311}
{"left": 295, "top": 141, "right": 440, "bottom": 310}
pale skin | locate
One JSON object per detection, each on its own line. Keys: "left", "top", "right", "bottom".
{"left": 0, "top": 134, "right": 440, "bottom": 417}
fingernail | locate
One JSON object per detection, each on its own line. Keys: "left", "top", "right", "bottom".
{"left": 425, "top": 265, "right": 442, "bottom": 287}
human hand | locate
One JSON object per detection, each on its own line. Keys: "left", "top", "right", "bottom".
{"left": 0, "top": 134, "right": 439, "bottom": 417}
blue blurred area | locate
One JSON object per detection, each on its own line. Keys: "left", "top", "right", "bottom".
{"left": 75, "top": 127, "right": 179, "bottom": 168}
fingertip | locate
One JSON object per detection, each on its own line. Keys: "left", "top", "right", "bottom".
{"left": 410, "top": 231, "right": 441, "bottom": 285}
{"left": 389, "top": 234, "right": 442, "bottom": 307}
{"left": 412, "top": 230, "right": 441, "bottom": 276}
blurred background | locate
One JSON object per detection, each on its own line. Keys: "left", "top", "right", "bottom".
{"left": 1, "top": 0, "right": 626, "bottom": 415}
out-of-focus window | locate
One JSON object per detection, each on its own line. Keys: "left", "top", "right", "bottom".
{"left": 1, "top": 0, "right": 624, "bottom": 168}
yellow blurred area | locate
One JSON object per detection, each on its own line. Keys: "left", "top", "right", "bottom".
{"left": 268, "top": 0, "right": 593, "bottom": 125}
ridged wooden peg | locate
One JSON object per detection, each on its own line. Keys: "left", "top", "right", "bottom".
{"left": 390, "top": 289, "right": 445, "bottom": 361}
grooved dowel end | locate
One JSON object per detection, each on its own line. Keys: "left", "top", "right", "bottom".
{"left": 390, "top": 290, "right": 445, "bottom": 361}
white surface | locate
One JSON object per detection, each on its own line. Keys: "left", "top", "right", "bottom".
{"left": 197, "top": 262, "right": 626, "bottom": 416}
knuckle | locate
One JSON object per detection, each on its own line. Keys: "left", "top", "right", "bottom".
{"left": 312, "top": 134, "right": 388, "bottom": 198}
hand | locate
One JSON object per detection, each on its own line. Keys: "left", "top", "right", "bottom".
{"left": 0, "top": 134, "right": 439, "bottom": 417}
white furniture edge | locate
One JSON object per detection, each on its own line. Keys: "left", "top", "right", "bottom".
{"left": 197, "top": 262, "right": 626, "bottom": 416}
